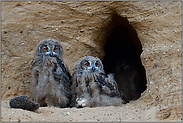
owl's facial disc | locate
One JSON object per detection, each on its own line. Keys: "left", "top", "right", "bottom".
{"left": 42, "top": 45, "right": 60, "bottom": 57}
{"left": 84, "top": 61, "right": 99, "bottom": 72}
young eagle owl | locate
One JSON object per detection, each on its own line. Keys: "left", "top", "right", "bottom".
{"left": 71, "top": 56, "right": 128, "bottom": 107}
{"left": 30, "top": 39, "right": 72, "bottom": 108}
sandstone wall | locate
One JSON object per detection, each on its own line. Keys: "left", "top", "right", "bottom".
{"left": 1, "top": 1, "right": 182, "bottom": 121}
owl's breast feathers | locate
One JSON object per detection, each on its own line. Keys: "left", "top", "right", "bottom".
{"left": 32, "top": 55, "right": 57, "bottom": 67}
{"left": 32, "top": 56, "right": 70, "bottom": 79}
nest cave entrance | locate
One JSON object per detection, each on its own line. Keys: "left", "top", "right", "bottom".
{"left": 102, "top": 14, "right": 147, "bottom": 101}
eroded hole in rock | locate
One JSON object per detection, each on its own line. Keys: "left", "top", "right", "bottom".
{"left": 102, "top": 14, "right": 147, "bottom": 101}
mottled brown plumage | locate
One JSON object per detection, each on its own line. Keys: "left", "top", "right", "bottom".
{"left": 71, "top": 56, "right": 128, "bottom": 108}
{"left": 30, "top": 39, "right": 72, "bottom": 107}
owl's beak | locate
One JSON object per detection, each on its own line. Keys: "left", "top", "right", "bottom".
{"left": 91, "top": 65, "right": 96, "bottom": 72}
{"left": 50, "top": 51, "right": 54, "bottom": 57}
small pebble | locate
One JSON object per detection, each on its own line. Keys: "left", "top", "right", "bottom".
{"left": 67, "top": 112, "right": 70, "bottom": 116}
{"left": 44, "top": 26, "right": 48, "bottom": 29}
{"left": 69, "top": 118, "right": 73, "bottom": 121}
{"left": 80, "top": 30, "right": 84, "bottom": 33}
{"left": 62, "top": 111, "right": 70, "bottom": 116}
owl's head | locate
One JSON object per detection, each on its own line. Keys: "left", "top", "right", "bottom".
{"left": 75, "top": 56, "right": 104, "bottom": 72}
{"left": 35, "top": 39, "right": 64, "bottom": 58}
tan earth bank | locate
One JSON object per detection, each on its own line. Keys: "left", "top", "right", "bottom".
{"left": 1, "top": 1, "right": 182, "bottom": 122}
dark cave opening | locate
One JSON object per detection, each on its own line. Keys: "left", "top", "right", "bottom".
{"left": 102, "top": 14, "right": 147, "bottom": 101}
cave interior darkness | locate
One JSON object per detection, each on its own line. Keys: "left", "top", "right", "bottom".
{"left": 102, "top": 14, "right": 147, "bottom": 101}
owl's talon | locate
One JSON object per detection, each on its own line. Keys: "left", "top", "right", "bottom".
{"left": 76, "top": 98, "right": 86, "bottom": 107}
{"left": 76, "top": 98, "right": 82, "bottom": 101}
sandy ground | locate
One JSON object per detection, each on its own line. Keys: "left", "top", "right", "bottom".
{"left": 1, "top": 98, "right": 160, "bottom": 122}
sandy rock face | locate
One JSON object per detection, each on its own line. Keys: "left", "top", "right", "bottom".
{"left": 1, "top": 1, "right": 182, "bottom": 121}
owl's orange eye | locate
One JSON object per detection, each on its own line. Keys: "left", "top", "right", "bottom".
{"left": 54, "top": 47, "right": 57, "bottom": 51}
{"left": 95, "top": 63, "right": 98, "bottom": 67}
{"left": 44, "top": 47, "right": 48, "bottom": 51}
{"left": 85, "top": 62, "right": 90, "bottom": 67}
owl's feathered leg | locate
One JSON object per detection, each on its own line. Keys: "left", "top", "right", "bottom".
{"left": 75, "top": 98, "right": 88, "bottom": 108}
{"left": 73, "top": 72, "right": 96, "bottom": 108}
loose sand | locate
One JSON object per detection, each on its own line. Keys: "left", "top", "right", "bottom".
{"left": 1, "top": 98, "right": 160, "bottom": 122}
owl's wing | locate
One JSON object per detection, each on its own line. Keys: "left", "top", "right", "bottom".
{"left": 94, "top": 74, "right": 114, "bottom": 90}
{"left": 56, "top": 56, "right": 72, "bottom": 80}
{"left": 94, "top": 72, "right": 129, "bottom": 103}
{"left": 53, "top": 68, "right": 72, "bottom": 99}
{"left": 53, "top": 71, "right": 71, "bottom": 87}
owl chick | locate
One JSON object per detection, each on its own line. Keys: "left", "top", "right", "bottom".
{"left": 30, "top": 39, "right": 72, "bottom": 108}
{"left": 71, "top": 56, "right": 128, "bottom": 108}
